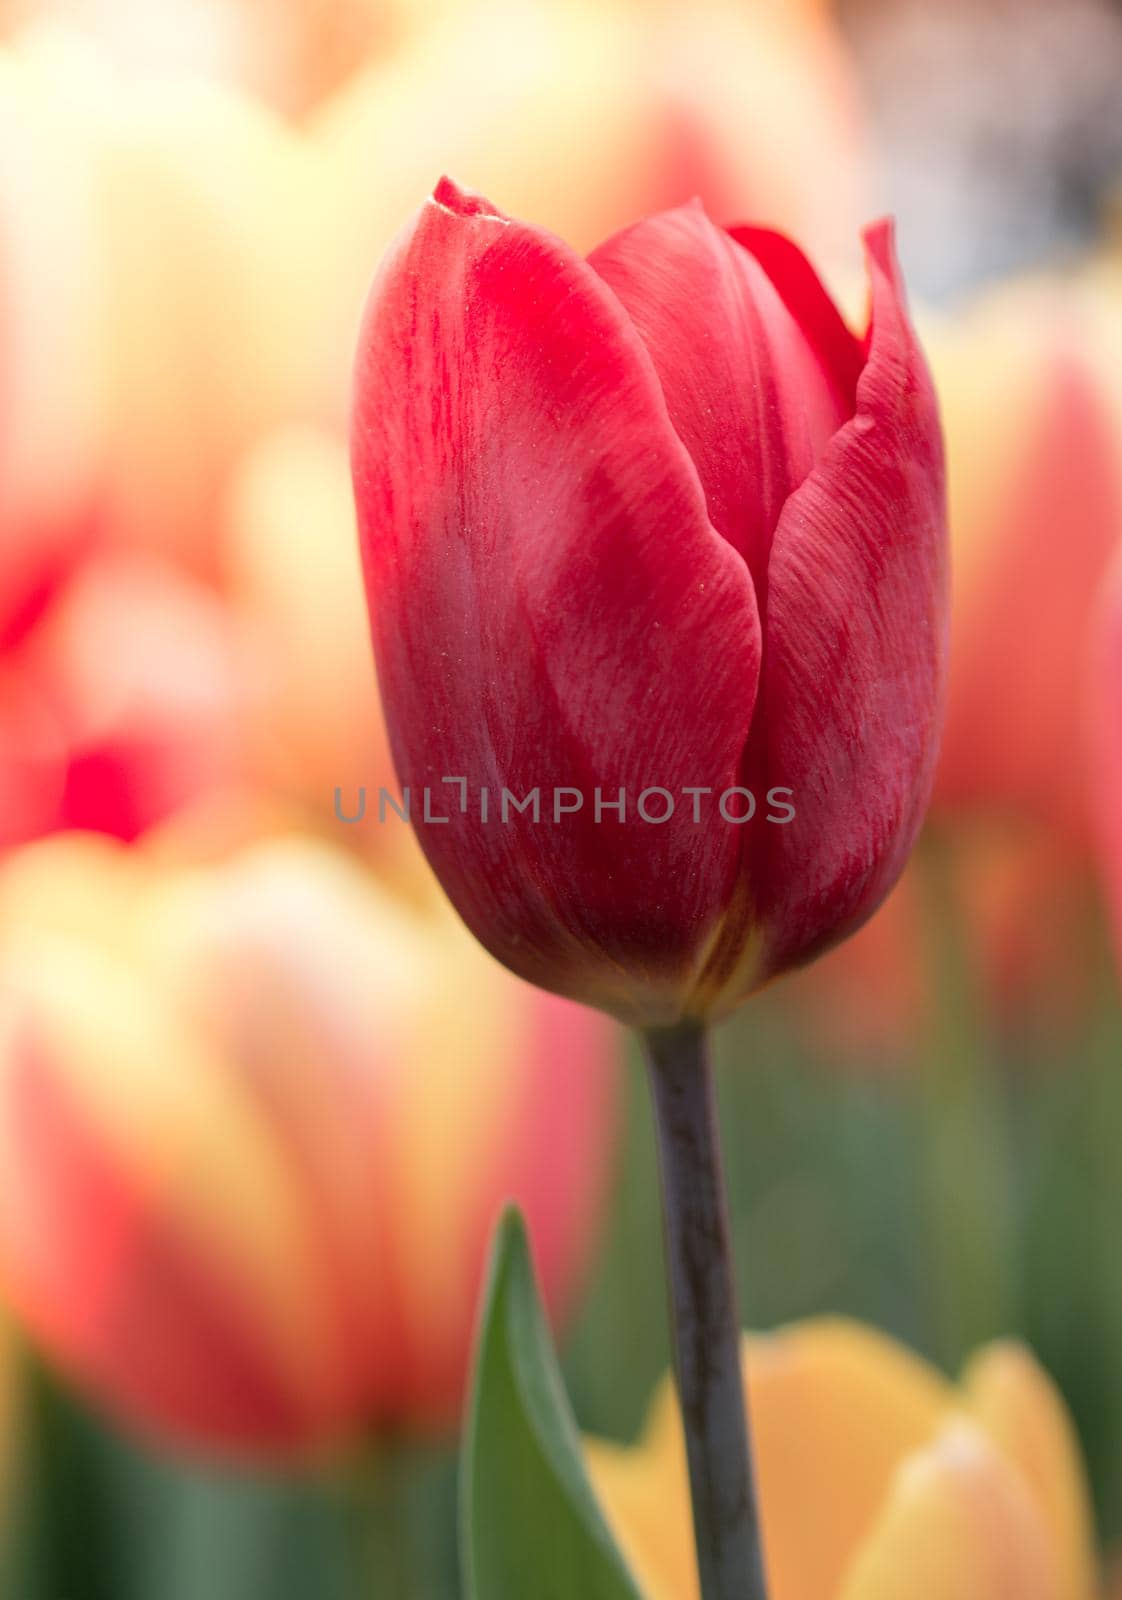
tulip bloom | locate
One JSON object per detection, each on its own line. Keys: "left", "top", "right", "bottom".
{"left": 586, "top": 1320, "right": 1097, "bottom": 1600}
{"left": 0, "top": 29, "right": 321, "bottom": 577}
{"left": 932, "top": 275, "right": 1122, "bottom": 841}
{"left": 352, "top": 181, "right": 947, "bottom": 1028}
{"left": 0, "top": 834, "right": 617, "bottom": 1453}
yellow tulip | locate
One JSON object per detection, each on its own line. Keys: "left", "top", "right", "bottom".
{"left": 587, "top": 1320, "right": 1097, "bottom": 1600}
{"left": 0, "top": 27, "right": 321, "bottom": 574}
{"left": 0, "top": 27, "right": 105, "bottom": 639}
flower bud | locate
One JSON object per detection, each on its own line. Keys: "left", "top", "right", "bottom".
{"left": 352, "top": 181, "right": 947, "bottom": 1027}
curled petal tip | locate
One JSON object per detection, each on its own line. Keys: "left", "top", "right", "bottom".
{"left": 860, "top": 218, "right": 902, "bottom": 287}
{"left": 430, "top": 175, "right": 505, "bottom": 221}
{"left": 860, "top": 216, "right": 897, "bottom": 252}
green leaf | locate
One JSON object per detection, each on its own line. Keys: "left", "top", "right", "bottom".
{"left": 461, "top": 1207, "right": 645, "bottom": 1600}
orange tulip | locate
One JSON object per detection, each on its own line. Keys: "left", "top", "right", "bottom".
{"left": 932, "top": 273, "right": 1122, "bottom": 841}
{"left": 587, "top": 1320, "right": 1097, "bottom": 1600}
{"left": 0, "top": 833, "right": 618, "bottom": 1454}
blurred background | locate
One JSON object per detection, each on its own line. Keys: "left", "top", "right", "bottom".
{"left": 1, "top": 0, "right": 1122, "bottom": 1595}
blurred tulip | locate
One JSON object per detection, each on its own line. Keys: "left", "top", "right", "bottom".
{"left": 642, "top": 0, "right": 866, "bottom": 262}
{"left": 222, "top": 426, "right": 393, "bottom": 840}
{"left": 0, "top": 551, "right": 249, "bottom": 850}
{"left": 0, "top": 833, "right": 618, "bottom": 1454}
{"left": 787, "top": 269, "right": 1122, "bottom": 1065}
{"left": 353, "top": 181, "right": 946, "bottom": 1026}
{"left": 783, "top": 828, "right": 1097, "bottom": 1066}
{"left": 0, "top": 666, "right": 62, "bottom": 852}
{"left": 20, "top": 554, "right": 250, "bottom": 841}
{"left": 0, "top": 27, "right": 321, "bottom": 575}
{"left": 777, "top": 872, "right": 927, "bottom": 1066}
{"left": 587, "top": 1320, "right": 1097, "bottom": 1600}
{"left": 932, "top": 274, "right": 1122, "bottom": 841}
{"left": 0, "top": 33, "right": 104, "bottom": 647}
{"left": 1089, "top": 543, "right": 1122, "bottom": 966}
{"left": 308, "top": 0, "right": 866, "bottom": 423}
{"left": 0, "top": 0, "right": 397, "bottom": 113}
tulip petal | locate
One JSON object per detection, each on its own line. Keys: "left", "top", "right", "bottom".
{"left": 0, "top": 938, "right": 361, "bottom": 1452}
{"left": 589, "top": 205, "right": 858, "bottom": 585}
{"left": 839, "top": 1422, "right": 1061, "bottom": 1600}
{"left": 586, "top": 1376, "right": 695, "bottom": 1600}
{"left": 936, "top": 310, "right": 1122, "bottom": 835}
{"left": 1092, "top": 545, "right": 1122, "bottom": 963}
{"left": 748, "top": 1318, "right": 953, "bottom": 1600}
{"left": 726, "top": 225, "right": 866, "bottom": 407}
{"left": 707, "top": 220, "right": 947, "bottom": 1003}
{"left": 964, "top": 1343, "right": 1097, "bottom": 1600}
{"left": 352, "top": 179, "right": 761, "bottom": 1023}
{"left": 588, "top": 1319, "right": 955, "bottom": 1600}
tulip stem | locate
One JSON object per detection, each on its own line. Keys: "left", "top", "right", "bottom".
{"left": 643, "top": 1022, "right": 769, "bottom": 1600}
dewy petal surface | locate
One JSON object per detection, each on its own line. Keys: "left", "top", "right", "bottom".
{"left": 352, "top": 179, "right": 761, "bottom": 1022}
{"left": 708, "top": 220, "right": 947, "bottom": 1004}
{"left": 589, "top": 204, "right": 859, "bottom": 589}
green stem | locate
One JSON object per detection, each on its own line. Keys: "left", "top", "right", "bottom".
{"left": 642, "top": 1022, "right": 769, "bottom": 1600}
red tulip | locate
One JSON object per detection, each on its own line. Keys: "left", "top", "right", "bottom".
{"left": 352, "top": 180, "right": 947, "bottom": 1027}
